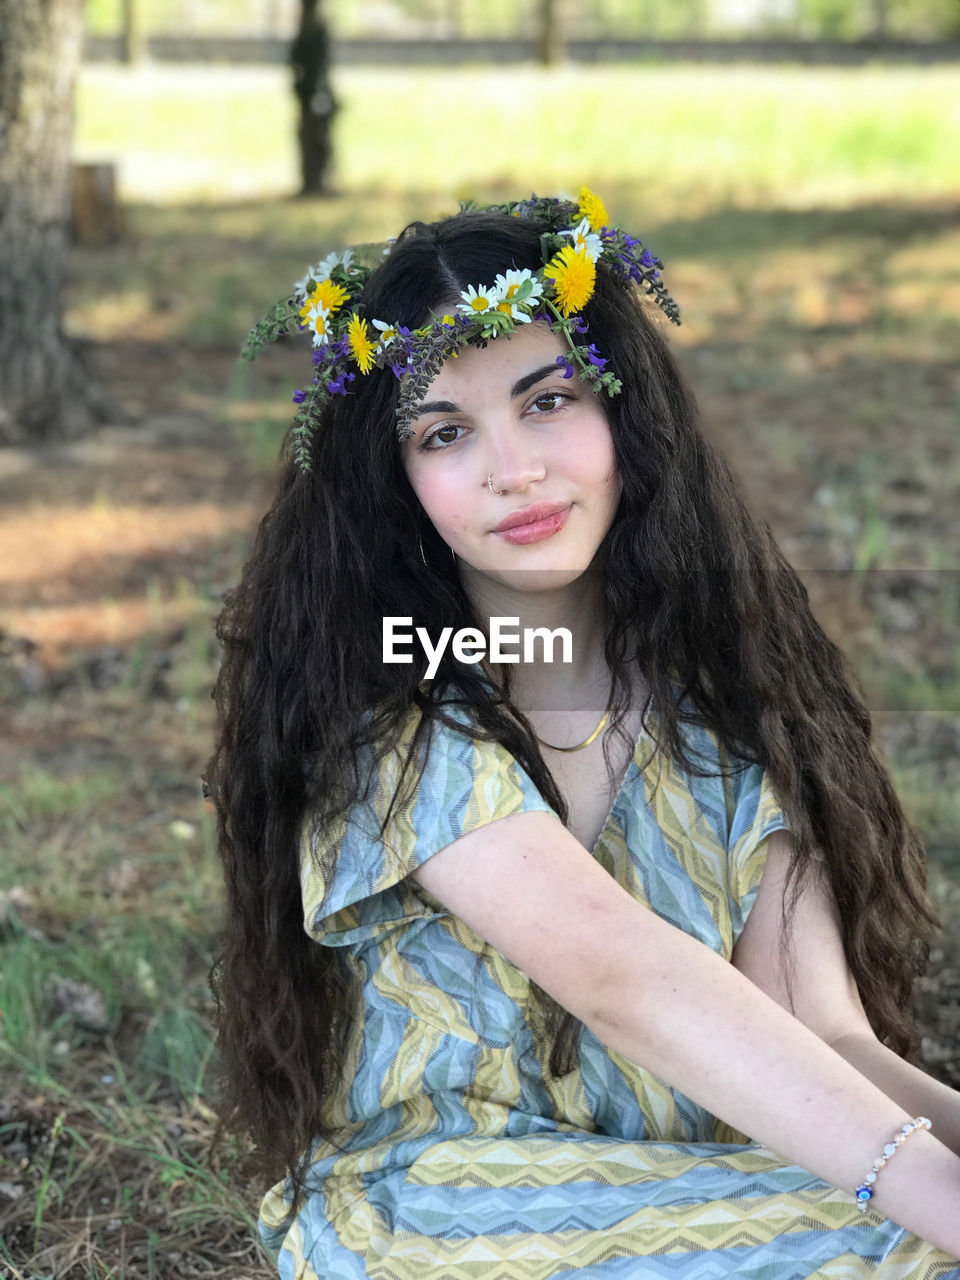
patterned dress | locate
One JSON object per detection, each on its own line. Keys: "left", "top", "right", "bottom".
{"left": 259, "top": 691, "right": 960, "bottom": 1279}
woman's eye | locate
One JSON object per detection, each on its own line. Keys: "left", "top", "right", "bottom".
{"left": 531, "top": 392, "right": 569, "bottom": 413}
{"left": 423, "top": 424, "right": 462, "bottom": 449}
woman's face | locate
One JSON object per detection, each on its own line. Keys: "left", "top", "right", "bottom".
{"left": 400, "top": 321, "right": 621, "bottom": 594}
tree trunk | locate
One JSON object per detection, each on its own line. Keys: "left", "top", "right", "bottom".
{"left": 449, "top": 0, "right": 467, "bottom": 38}
{"left": 536, "top": 0, "right": 565, "bottom": 67}
{"left": 0, "top": 0, "right": 107, "bottom": 444}
{"left": 292, "top": 0, "right": 337, "bottom": 197}
{"left": 868, "top": 0, "right": 889, "bottom": 39}
{"left": 122, "top": 0, "right": 148, "bottom": 66}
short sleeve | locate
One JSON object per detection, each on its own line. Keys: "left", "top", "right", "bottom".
{"left": 300, "top": 701, "right": 559, "bottom": 948}
{"left": 726, "top": 759, "right": 791, "bottom": 940}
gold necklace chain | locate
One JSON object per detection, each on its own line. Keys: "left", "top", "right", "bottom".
{"left": 535, "top": 680, "right": 615, "bottom": 753}
{"left": 479, "top": 658, "right": 614, "bottom": 753}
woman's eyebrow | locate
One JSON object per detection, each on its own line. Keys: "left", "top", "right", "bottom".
{"left": 412, "top": 364, "right": 562, "bottom": 420}
{"left": 411, "top": 398, "right": 459, "bottom": 419}
{"left": 512, "top": 363, "right": 564, "bottom": 398}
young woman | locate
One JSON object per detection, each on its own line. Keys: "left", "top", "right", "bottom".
{"left": 207, "top": 191, "right": 960, "bottom": 1277}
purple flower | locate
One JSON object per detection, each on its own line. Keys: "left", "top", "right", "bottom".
{"left": 292, "top": 388, "right": 308, "bottom": 404}
{"left": 652, "top": 270, "right": 661, "bottom": 282}
{"left": 327, "top": 370, "right": 356, "bottom": 396}
{"left": 312, "top": 349, "right": 324, "bottom": 366}
{"left": 390, "top": 360, "right": 406, "bottom": 380}
{"left": 622, "top": 233, "right": 640, "bottom": 251}
{"left": 613, "top": 254, "right": 642, "bottom": 285}
{"left": 639, "top": 248, "right": 656, "bottom": 268}
{"left": 617, "top": 259, "right": 643, "bottom": 285}
{"left": 573, "top": 315, "right": 589, "bottom": 334}
{"left": 556, "top": 355, "right": 575, "bottom": 379}
{"left": 585, "top": 344, "right": 607, "bottom": 370}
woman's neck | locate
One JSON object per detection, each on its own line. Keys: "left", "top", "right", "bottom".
{"left": 458, "top": 563, "right": 611, "bottom": 712}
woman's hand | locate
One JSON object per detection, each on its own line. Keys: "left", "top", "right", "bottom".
{"left": 734, "top": 829, "right": 960, "bottom": 1159}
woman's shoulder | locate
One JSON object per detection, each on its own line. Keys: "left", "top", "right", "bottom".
{"left": 299, "top": 680, "right": 559, "bottom": 946}
{"left": 384, "top": 680, "right": 557, "bottom": 818}
{"left": 355, "top": 678, "right": 497, "bottom": 780}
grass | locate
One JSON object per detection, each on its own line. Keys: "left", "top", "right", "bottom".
{"left": 0, "top": 677, "right": 262, "bottom": 1277}
{"left": 76, "top": 63, "right": 960, "bottom": 207}
{"left": 2, "top": 59, "right": 959, "bottom": 1277}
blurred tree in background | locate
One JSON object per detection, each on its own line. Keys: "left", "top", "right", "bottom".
{"left": 882, "top": 0, "right": 960, "bottom": 35}
{"left": 537, "top": 0, "right": 566, "bottom": 65}
{"left": 0, "top": 0, "right": 107, "bottom": 445}
{"left": 792, "top": 0, "right": 960, "bottom": 38}
{"left": 292, "top": 0, "right": 337, "bottom": 195}
{"left": 796, "top": 0, "right": 876, "bottom": 38}
{"left": 122, "top": 0, "right": 148, "bottom": 62}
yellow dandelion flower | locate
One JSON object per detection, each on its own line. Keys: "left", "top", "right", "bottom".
{"left": 300, "top": 278, "right": 349, "bottom": 321}
{"left": 347, "top": 314, "right": 377, "bottom": 374}
{"left": 545, "top": 245, "right": 596, "bottom": 317}
{"left": 578, "top": 185, "right": 609, "bottom": 233}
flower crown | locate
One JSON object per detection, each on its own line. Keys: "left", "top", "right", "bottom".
{"left": 242, "top": 187, "right": 680, "bottom": 471}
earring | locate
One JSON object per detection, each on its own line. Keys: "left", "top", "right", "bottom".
{"left": 417, "top": 531, "right": 456, "bottom": 568}
{"left": 488, "top": 474, "right": 505, "bottom": 496}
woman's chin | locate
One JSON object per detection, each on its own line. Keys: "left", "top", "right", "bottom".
{"left": 461, "top": 562, "right": 594, "bottom": 595}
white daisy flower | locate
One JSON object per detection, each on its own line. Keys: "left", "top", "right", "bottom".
{"left": 560, "top": 218, "right": 603, "bottom": 263}
{"left": 293, "top": 249, "right": 356, "bottom": 300}
{"left": 372, "top": 318, "right": 403, "bottom": 353}
{"left": 457, "top": 283, "right": 501, "bottom": 316}
{"left": 493, "top": 269, "right": 543, "bottom": 321}
{"left": 312, "top": 249, "right": 354, "bottom": 279}
{"left": 293, "top": 267, "right": 315, "bottom": 300}
{"left": 302, "top": 301, "right": 332, "bottom": 347}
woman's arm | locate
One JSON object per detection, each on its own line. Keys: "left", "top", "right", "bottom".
{"left": 830, "top": 1035, "right": 960, "bottom": 1157}
{"left": 732, "top": 829, "right": 960, "bottom": 1157}
{"left": 412, "top": 810, "right": 960, "bottom": 1259}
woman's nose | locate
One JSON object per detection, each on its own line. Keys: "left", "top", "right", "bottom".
{"left": 486, "top": 422, "right": 547, "bottom": 493}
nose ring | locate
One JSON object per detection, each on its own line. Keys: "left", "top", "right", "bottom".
{"left": 488, "top": 474, "right": 505, "bottom": 496}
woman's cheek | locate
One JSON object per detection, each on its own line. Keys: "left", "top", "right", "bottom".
{"left": 412, "top": 479, "right": 468, "bottom": 544}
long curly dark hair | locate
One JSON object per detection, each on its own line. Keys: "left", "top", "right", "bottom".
{"left": 206, "top": 209, "right": 937, "bottom": 1201}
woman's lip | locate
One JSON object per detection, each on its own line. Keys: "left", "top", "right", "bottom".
{"left": 495, "top": 506, "right": 571, "bottom": 544}
{"left": 493, "top": 501, "right": 571, "bottom": 533}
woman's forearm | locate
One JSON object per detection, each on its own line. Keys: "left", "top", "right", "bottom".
{"left": 829, "top": 1031, "right": 960, "bottom": 1159}
{"left": 587, "top": 926, "right": 960, "bottom": 1259}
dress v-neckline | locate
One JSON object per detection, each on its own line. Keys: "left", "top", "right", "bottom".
{"left": 586, "top": 706, "right": 658, "bottom": 857}
{"left": 468, "top": 670, "right": 659, "bottom": 858}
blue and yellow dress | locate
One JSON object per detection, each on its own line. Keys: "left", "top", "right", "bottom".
{"left": 260, "top": 692, "right": 960, "bottom": 1279}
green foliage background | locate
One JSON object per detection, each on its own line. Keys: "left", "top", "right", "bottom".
{"left": 81, "top": 0, "right": 960, "bottom": 39}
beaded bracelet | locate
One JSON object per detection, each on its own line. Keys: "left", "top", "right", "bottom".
{"left": 855, "top": 1116, "right": 932, "bottom": 1212}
